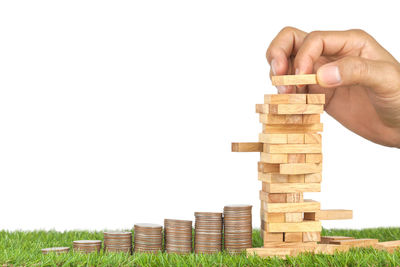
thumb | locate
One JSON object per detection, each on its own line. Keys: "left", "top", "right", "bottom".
{"left": 316, "top": 56, "right": 400, "bottom": 94}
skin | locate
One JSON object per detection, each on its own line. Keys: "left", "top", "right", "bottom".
{"left": 266, "top": 27, "right": 400, "bottom": 148}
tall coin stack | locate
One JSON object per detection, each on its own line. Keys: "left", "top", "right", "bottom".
{"left": 103, "top": 231, "right": 132, "bottom": 253}
{"left": 164, "top": 219, "right": 193, "bottom": 254}
{"left": 194, "top": 212, "right": 223, "bottom": 254}
{"left": 133, "top": 223, "right": 163, "bottom": 253}
{"left": 73, "top": 240, "right": 102, "bottom": 253}
{"left": 223, "top": 204, "right": 253, "bottom": 253}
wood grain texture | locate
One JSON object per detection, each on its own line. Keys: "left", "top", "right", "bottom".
{"left": 264, "top": 94, "right": 307, "bottom": 104}
{"left": 304, "top": 210, "right": 353, "bottom": 220}
{"left": 264, "top": 144, "right": 322, "bottom": 154}
{"left": 279, "top": 163, "right": 322, "bottom": 174}
{"left": 306, "top": 153, "right": 323, "bottom": 163}
{"left": 285, "top": 232, "right": 303, "bottom": 242}
{"left": 374, "top": 240, "right": 400, "bottom": 253}
{"left": 259, "top": 191, "right": 287, "bottom": 203}
{"left": 259, "top": 114, "right": 303, "bottom": 124}
{"left": 264, "top": 201, "right": 320, "bottom": 213}
{"left": 260, "top": 152, "right": 288, "bottom": 163}
{"left": 287, "top": 134, "right": 305, "bottom": 144}
{"left": 231, "top": 142, "right": 262, "bottom": 152}
{"left": 302, "top": 114, "right": 320, "bottom": 124}
{"left": 288, "top": 154, "right": 306, "bottom": 163}
{"left": 320, "top": 236, "right": 354, "bottom": 244}
{"left": 261, "top": 212, "right": 285, "bottom": 223}
{"left": 305, "top": 173, "right": 322, "bottom": 183}
{"left": 258, "top": 172, "right": 289, "bottom": 183}
{"left": 303, "top": 232, "right": 321, "bottom": 242}
{"left": 263, "top": 183, "right": 321, "bottom": 193}
{"left": 330, "top": 239, "right": 378, "bottom": 248}
{"left": 305, "top": 133, "right": 322, "bottom": 144}
{"left": 260, "top": 230, "right": 284, "bottom": 242}
{"left": 263, "top": 123, "right": 323, "bottom": 134}
{"left": 307, "top": 94, "right": 325, "bottom": 104}
{"left": 269, "top": 104, "right": 324, "bottom": 115}
{"left": 267, "top": 221, "right": 322, "bottom": 233}
{"left": 259, "top": 133, "right": 288, "bottom": 144}
{"left": 271, "top": 75, "right": 317, "bottom": 86}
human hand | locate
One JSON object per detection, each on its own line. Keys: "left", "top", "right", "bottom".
{"left": 266, "top": 27, "right": 400, "bottom": 147}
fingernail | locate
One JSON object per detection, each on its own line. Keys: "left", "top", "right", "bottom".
{"left": 319, "top": 65, "right": 341, "bottom": 85}
{"left": 271, "top": 59, "right": 278, "bottom": 75}
{"left": 277, "top": 85, "right": 287, "bottom": 93}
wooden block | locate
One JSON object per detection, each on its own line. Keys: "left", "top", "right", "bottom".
{"left": 287, "top": 134, "right": 305, "bottom": 144}
{"left": 259, "top": 190, "right": 287, "bottom": 203}
{"left": 263, "top": 124, "right": 323, "bottom": 134}
{"left": 232, "top": 142, "right": 263, "bottom": 152}
{"left": 258, "top": 162, "right": 280, "bottom": 173}
{"left": 330, "top": 239, "right": 379, "bottom": 248}
{"left": 258, "top": 172, "right": 289, "bottom": 183}
{"left": 320, "top": 236, "right": 354, "bottom": 244}
{"left": 286, "top": 193, "right": 303, "bottom": 203}
{"left": 305, "top": 133, "right": 322, "bottom": 144}
{"left": 246, "top": 247, "right": 296, "bottom": 258}
{"left": 288, "top": 154, "right": 306, "bottom": 163}
{"left": 313, "top": 244, "right": 350, "bottom": 254}
{"left": 264, "top": 94, "right": 306, "bottom": 104}
{"left": 305, "top": 173, "right": 322, "bottom": 183}
{"left": 259, "top": 114, "right": 303, "bottom": 124}
{"left": 264, "top": 200, "right": 320, "bottom": 213}
{"left": 280, "top": 163, "right": 322, "bottom": 174}
{"left": 269, "top": 104, "right": 324, "bottom": 115}
{"left": 271, "top": 75, "right": 317, "bottom": 86}
{"left": 288, "top": 174, "right": 305, "bottom": 183}
{"left": 303, "top": 232, "right": 321, "bottom": 242}
{"left": 264, "top": 144, "right": 321, "bottom": 154}
{"left": 307, "top": 94, "right": 325, "bottom": 104}
{"left": 285, "top": 213, "right": 303, "bottom": 223}
{"left": 260, "top": 152, "right": 288, "bottom": 163}
{"left": 260, "top": 229, "right": 284, "bottom": 242}
{"left": 303, "top": 114, "right": 320, "bottom": 124}
{"left": 264, "top": 183, "right": 321, "bottom": 193}
{"left": 262, "top": 242, "right": 317, "bottom": 249}
{"left": 374, "top": 240, "right": 400, "bottom": 253}
{"left": 285, "top": 232, "right": 303, "bottom": 242}
{"left": 267, "top": 221, "right": 322, "bottom": 233}
{"left": 306, "top": 153, "right": 322, "bottom": 163}
{"left": 259, "top": 133, "right": 288, "bottom": 144}
{"left": 261, "top": 212, "right": 285, "bottom": 223}
{"left": 304, "top": 210, "right": 353, "bottom": 220}
{"left": 256, "top": 104, "right": 270, "bottom": 114}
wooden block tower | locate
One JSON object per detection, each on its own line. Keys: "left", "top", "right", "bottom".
{"left": 232, "top": 75, "right": 352, "bottom": 248}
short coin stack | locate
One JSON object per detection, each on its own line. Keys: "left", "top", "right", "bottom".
{"left": 134, "top": 223, "right": 163, "bottom": 253}
{"left": 73, "top": 240, "right": 102, "bottom": 253}
{"left": 104, "top": 231, "right": 132, "bottom": 253}
{"left": 223, "top": 204, "right": 253, "bottom": 253}
{"left": 41, "top": 247, "right": 70, "bottom": 254}
{"left": 164, "top": 219, "right": 193, "bottom": 254}
{"left": 194, "top": 212, "right": 223, "bottom": 254}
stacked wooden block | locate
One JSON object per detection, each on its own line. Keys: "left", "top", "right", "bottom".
{"left": 257, "top": 93, "right": 324, "bottom": 245}
{"left": 231, "top": 75, "right": 353, "bottom": 256}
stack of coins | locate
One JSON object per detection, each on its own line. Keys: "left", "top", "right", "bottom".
{"left": 223, "top": 204, "right": 253, "bottom": 253}
{"left": 164, "top": 219, "right": 192, "bottom": 254}
{"left": 41, "top": 247, "right": 70, "bottom": 254}
{"left": 194, "top": 212, "right": 223, "bottom": 254}
{"left": 104, "top": 231, "right": 132, "bottom": 253}
{"left": 73, "top": 240, "right": 102, "bottom": 253}
{"left": 134, "top": 223, "right": 163, "bottom": 253}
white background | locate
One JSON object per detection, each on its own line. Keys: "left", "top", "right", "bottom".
{"left": 0, "top": 0, "right": 399, "bottom": 231}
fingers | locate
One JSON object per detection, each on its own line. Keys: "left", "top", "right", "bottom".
{"left": 294, "top": 30, "right": 374, "bottom": 75}
{"left": 317, "top": 56, "right": 400, "bottom": 96}
{"left": 266, "top": 27, "right": 307, "bottom": 93}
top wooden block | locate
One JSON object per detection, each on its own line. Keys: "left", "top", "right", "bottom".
{"left": 264, "top": 94, "right": 325, "bottom": 105}
{"left": 271, "top": 74, "right": 317, "bottom": 86}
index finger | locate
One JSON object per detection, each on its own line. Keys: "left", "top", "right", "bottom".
{"left": 266, "top": 27, "right": 307, "bottom": 75}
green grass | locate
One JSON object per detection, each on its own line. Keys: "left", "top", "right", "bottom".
{"left": 1, "top": 228, "right": 400, "bottom": 266}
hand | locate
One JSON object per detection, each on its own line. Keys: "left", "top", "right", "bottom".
{"left": 266, "top": 27, "right": 400, "bottom": 147}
